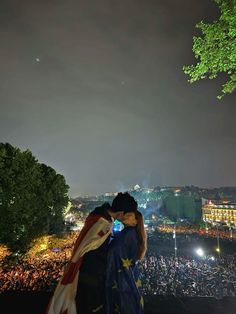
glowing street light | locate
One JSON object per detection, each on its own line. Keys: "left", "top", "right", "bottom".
{"left": 173, "top": 224, "right": 177, "bottom": 259}
{"left": 196, "top": 248, "right": 204, "bottom": 257}
{"left": 216, "top": 224, "right": 220, "bottom": 257}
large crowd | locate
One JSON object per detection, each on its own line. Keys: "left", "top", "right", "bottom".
{"left": 0, "top": 256, "right": 66, "bottom": 292}
{"left": 139, "top": 251, "right": 236, "bottom": 299}
{"left": 1, "top": 227, "right": 236, "bottom": 300}
{"left": 157, "top": 224, "right": 236, "bottom": 240}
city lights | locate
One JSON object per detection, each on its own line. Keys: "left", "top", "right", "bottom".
{"left": 195, "top": 248, "right": 204, "bottom": 257}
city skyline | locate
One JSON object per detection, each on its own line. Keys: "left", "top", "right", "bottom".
{"left": 72, "top": 183, "right": 236, "bottom": 198}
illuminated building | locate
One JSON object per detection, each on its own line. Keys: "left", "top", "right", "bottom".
{"left": 202, "top": 200, "right": 236, "bottom": 226}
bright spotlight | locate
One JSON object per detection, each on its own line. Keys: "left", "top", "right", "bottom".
{"left": 196, "top": 248, "right": 204, "bottom": 257}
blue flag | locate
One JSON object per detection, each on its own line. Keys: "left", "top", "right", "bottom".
{"left": 106, "top": 226, "right": 144, "bottom": 314}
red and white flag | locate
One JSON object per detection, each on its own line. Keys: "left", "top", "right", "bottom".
{"left": 45, "top": 214, "right": 112, "bottom": 314}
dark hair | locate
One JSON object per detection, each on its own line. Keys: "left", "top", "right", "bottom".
{"left": 135, "top": 210, "right": 147, "bottom": 260}
{"left": 111, "top": 192, "right": 138, "bottom": 213}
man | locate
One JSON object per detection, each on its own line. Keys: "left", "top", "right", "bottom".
{"left": 46, "top": 193, "right": 132, "bottom": 314}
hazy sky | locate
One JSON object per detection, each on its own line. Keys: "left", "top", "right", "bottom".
{"left": 1, "top": 0, "right": 236, "bottom": 197}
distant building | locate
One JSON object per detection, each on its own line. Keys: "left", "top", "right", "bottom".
{"left": 163, "top": 195, "right": 202, "bottom": 221}
{"left": 104, "top": 192, "right": 117, "bottom": 197}
{"left": 202, "top": 199, "right": 236, "bottom": 226}
{"left": 133, "top": 184, "right": 141, "bottom": 191}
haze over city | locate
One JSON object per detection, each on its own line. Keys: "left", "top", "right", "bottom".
{"left": 1, "top": 0, "right": 236, "bottom": 198}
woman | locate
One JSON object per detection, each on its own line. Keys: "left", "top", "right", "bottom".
{"left": 106, "top": 210, "right": 147, "bottom": 314}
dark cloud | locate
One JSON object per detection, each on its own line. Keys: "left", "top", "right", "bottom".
{"left": 0, "top": 0, "right": 235, "bottom": 197}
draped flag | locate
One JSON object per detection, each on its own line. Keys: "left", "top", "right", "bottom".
{"left": 106, "top": 227, "right": 144, "bottom": 314}
{"left": 45, "top": 215, "right": 112, "bottom": 314}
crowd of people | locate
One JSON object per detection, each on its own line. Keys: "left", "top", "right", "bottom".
{"left": 0, "top": 256, "right": 66, "bottom": 292}
{"left": 157, "top": 224, "right": 236, "bottom": 240}
{"left": 139, "top": 251, "right": 236, "bottom": 299}
{"left": 1, "top": 230, "right": 236, "bottom": 300}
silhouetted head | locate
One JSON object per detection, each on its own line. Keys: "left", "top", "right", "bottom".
{"left": 112, "top": 192, "right": 138, "bottom": 214}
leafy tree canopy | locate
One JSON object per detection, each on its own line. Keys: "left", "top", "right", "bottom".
{"left": 0, "top": 143, "right": 70, "bottom": 254}
{"left": 183, "top": 0, "right": 236, "bottom": 99}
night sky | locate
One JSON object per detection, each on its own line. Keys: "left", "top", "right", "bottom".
{"left": 1, "top": 0, "right": 236, "bottom": 197}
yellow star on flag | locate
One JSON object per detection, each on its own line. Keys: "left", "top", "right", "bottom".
{"left": 115, "top": 304, "right": 120, "bottom": 313}
{"left": 135, "top": 278, "right": 142, "bottom": 288}
{"left": 121, "top": 258, "right": 132, "bottom": 269}
{"left": 140, "top": 296, "right": 144, "bottom": 308}
{"left": 112, "top": 280, "right": 118, "bottom": 289}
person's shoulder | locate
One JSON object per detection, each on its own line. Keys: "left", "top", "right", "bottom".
{"left": 110, "top": 226, "right": 131, "bottom": 243}
{"left": 109, "top": 227, "right": 138, "bottom": 254}
{"left": 123, "top": 226, "right": 136, "bottom": 233}
{"left": 90, "top": 202, "right": 112, "bottom": 221}
{"left": 118, "top": 226, "right": 137, "bottom": 241}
